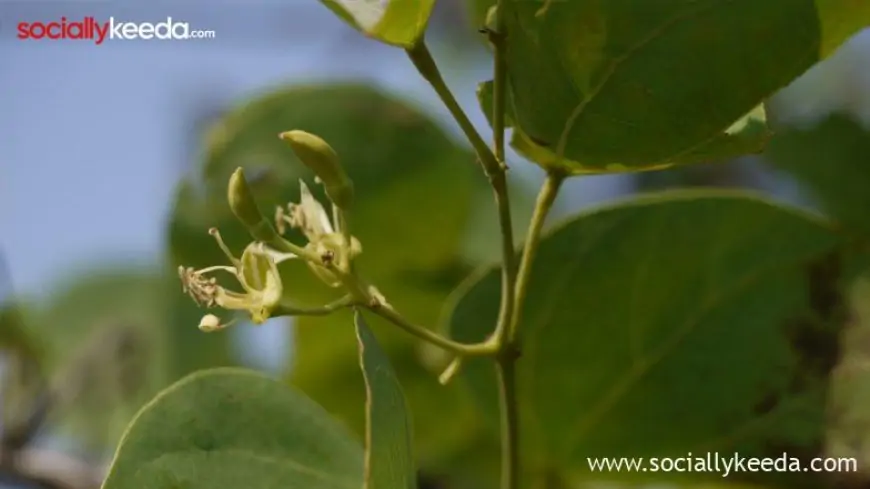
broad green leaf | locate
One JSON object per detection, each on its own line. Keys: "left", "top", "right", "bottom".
{"left": 477, "top": 80, "right": 768, "bottom": 174}
{"left": 448, "top": 190, "right": 845, "bottom": 486}
{"left": 169, "top": 83, "right": 487, "bottom": 471}
{"left": 355, "top": 311, "right": 417, "bottom": 489}
{"left": 765, "top": 114, "right": 870, "bottom": 237}
{"left": 320, "top": 0, "right": 435, "bottom": 48}
{"left": 494, "top": 0, "right": 869, "bottom": 172}
{"left": 102, "top": 368, "right": 364, "bottom": 489}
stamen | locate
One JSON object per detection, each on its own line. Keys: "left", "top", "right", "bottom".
{"left": 275, "top": 206, "right": 288, "bottom": 235}
{"left": 178, "top": 266, "right": 219, "bottom": 307}
{"left": 209, "top": 228, "right": 241, "bottom": 267}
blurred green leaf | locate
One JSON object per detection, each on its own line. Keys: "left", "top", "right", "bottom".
{"left": 461, "top": 173, "right": 537, "bottom": 265}
{"left": 491, "top": 0, "right": 868, "bottom": 173}
{"left": 169, "top": 83, "right": 490, "bottom": 474}
{"left": 448, "top": 190, "right": 846, "bottom": 486}
{"left": 30, "top": 269, "right": 168, "bottom": 449}
{"left": 320, "top": 0, "right": 436, "bottom": 48}
{"left": 102, "top": 368, "right": 363, "bottom": 489}
{"left": 765, "top": 114, "right": 870, "bottom": 238}
{"left": 356, "top": 311, "right": 417, "bottom": 489}
{"left": 0, "top": 300, "right": 44, "bottom": 366}
{"left": 0, "top": 301, "right": 47, "bottom": 443}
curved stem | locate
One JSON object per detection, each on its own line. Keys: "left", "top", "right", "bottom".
{"left": 495, "top": 172, "right": 564, "bottom": 489}
{"left": 404, "top": 36, "right": 518, "bottom": 356}
{"left": 367, "top": 304, "right": 497, "bottom": 357}
{"left": 508, "top": 171, "right": 565, "bottom": 341}
{"left": 274, "top": 295, "right": 355, "bottom": 317}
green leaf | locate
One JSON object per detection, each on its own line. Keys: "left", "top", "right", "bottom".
{"left": 0, "top": 301, "right": 47, "bottom": 438}
{"left": 477, "top": 80, "right": 769, "bottom": 174}
{"left": 31, "top": 269, "right": 169, "bottom": 449}
{"left": 0, "top": 300, "right": 44, "bottom": 365}
{"left": 355, "top": 311, "right": 417, "bottom": 489}
{"left": 765, "top": 114, "right": 870, "bottom": 237}
{"left": 102, "top": 368, "right": 364, "bottom": 489}
{"left": 320, "top": 0, "right": 435, "bottom": 48}
{"left": 448, "top": 190, "right": 845, "bottom": 486}
{"left": 494, "top": 0, "right": 869, "bottom": 172}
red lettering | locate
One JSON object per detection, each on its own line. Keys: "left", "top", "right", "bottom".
{"left": 46, "top": 22, "right": 62, "bottom": 39}
{"left": 16, "top": 17, "right": 103, "bottom": 43}
{"left": 16, "top": 22, "right": 29, "bottom": 39}
{"left": 29, "top": 23, "right": 46, "bottom": 39}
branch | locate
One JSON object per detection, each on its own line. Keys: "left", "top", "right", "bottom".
{"left": 366, "top": 304, "right": 496, "bottom": 357}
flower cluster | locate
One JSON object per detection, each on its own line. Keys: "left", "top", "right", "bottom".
{"left": 177, "top": 130, "right": 364, "bottom": 332}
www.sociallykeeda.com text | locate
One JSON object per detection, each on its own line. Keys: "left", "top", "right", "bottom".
{"left": 588, "top": 452, "right": 858, "bottom": 478}
{"left": 16, "top": 17, "right": 216, "bottom": 45}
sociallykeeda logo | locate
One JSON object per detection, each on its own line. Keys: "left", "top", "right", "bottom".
{"left": 16, "top": 17, "right": 216, "bottom": 45}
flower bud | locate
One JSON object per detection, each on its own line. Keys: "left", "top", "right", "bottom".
{"left": 198, "top": 314, "right": 223, "bottom": 332}
{"left": 228, "top": 167, "right": 265, "bottom": 229}
{"left": 279, "top": 130, "right": 354, "bottom": 209}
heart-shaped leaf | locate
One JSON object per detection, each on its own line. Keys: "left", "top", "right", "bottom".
{"left": 492, "top": 0, "right": 869, "bottom": 173}
{"left": 447, "top": 190, "right": 846, "bottom": 486}
{"left": 102, "top": 368, "right": 364, "bottom": 489}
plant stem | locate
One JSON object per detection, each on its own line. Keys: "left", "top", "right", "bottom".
{"left": 275, "top": 295, "right": 355, "bottom": 317}
{"left": 490, "top": 171, "right": 518, "bottom": 344}
{"left": 491, "top": 173, "right": 563, "bottom": 489}
{"left": 334, "top": 205, "right": 355, "bottom": 274}
{"left": 486, "top": 5, "right": 526, "bottom": 489}
{"left": 367, "top": 304, "right": 497, "bottom": 357}
{"left": 405, "top": 36, "right": 518, "bottom": 359}
{"left": 495, "top": 354, "right": 520, "bottom": 489}
{"left": 508, "top": 171, "right": 565, "bottom": 341}
{"left": 488, "top": 0, "right": 516, "bottom": 351}
{"left": 490, "top": 6, "right": 508, "bottom": 167}
{"left": 405, "top": 41, "right": 503, "bottom": 177}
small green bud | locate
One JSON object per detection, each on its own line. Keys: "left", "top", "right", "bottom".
{"left": 228, "top": 168, "right": 265, "bottom": 229}
{"left": 279, "top": 130, "right": 354, "bottom": 209}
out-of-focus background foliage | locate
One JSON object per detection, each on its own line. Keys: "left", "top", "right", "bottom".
{"left": 1, "top": 2, "right": 870, "bottom": 488}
